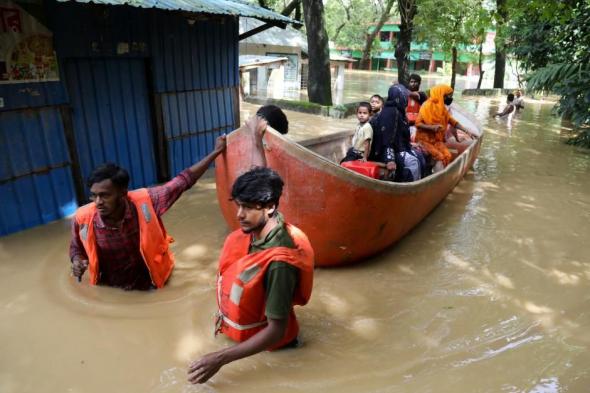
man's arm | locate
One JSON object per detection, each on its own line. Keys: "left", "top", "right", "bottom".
{"left": 495, "top": 104, "right": 515, "bottom": 117}
{"left": 149, "top": 135, "right": 226, "bottom": 215}
{"left": 187, "top": 318, "right": 287, "bottom": 384}
{"left": 187, "top": 135, "right": 227, "bottom": 180}
{"left": 70, "top": 220, "right": 89, "bottom": 281}
{"left": 245, "top": 116, "right": 268, "bottom": 168}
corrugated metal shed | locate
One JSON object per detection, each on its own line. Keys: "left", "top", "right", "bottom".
{"left": 0, "top": 108, "right": 77, "bottom": 236}
{"left": 56, "top": 0, "right": 298, "bottom": 24}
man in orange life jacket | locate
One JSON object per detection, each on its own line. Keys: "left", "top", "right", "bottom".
{"left": 406, "top": 73, "right": 428, "bottom": 126}
{"left": 69, "top": 135, "right": 226, "bottom": 290}
{"left": 188, "top": 167, "right": 314, "bottom": 384}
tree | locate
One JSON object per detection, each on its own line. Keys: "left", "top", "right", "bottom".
{"left": 325, "top": 0, "right": 378, "bottom": 50}
{"left": 395, "top": 0, "right": 417, "bottom": 85}
{"left": 493, "top": 0, "right": 508, "bottom": 88}
{"left": 359, "top": 0, "right": 396, "bottom": 70}
{"left": 508, "top": 0, "right": 590, "bottom": 146}
{"left": 302, "top": 0, "right": 333, "bottom": 105}
{"left": 415, "top": 0, "right": 485, "bottom": 89}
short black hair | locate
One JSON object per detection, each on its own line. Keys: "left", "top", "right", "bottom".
{"left": 231, "top": 167, "right": 284, "bottom": 208}
{"left": 370, "top": 94, "right": 384, "bottom": 103}
{"left": 256, "top": 105, "right": 289, "bottom": 134}
{"left": 357, "top": 102, "right": 371, "bottom": 112}
{"left": 507, "top": 93, "right": 515, "bottom": 102}
{"left": 87, "top": 163, "right": 130, "bottom": 189}
{"left": 409, "top": 73, "right": 421, "bottom": 83}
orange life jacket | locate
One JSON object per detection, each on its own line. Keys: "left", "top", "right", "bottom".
{"left": 216, "top": 223, "right": 314, "bottom": 350}
{"left": 74, "top": 189, "right": 175, "bottom": 288}
{"left": 407, "top": 97, "right": 421, "bottom": 125}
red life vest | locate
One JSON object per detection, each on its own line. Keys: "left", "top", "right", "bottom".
{"left": 407, "top": 97, "right": 421, "bottom": 125}
{"left": 74, "top": 189, "right": 175, "bottom": 288}
{"left": 216, "top": 223, "right": 314, "bottom": 350}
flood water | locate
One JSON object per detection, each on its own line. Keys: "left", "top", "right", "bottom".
{"left": 1, "top": 80, "right": 590, "bottom": 393}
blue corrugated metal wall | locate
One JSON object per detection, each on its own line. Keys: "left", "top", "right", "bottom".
{"left": 0, "top": 108, "right": 77, "bottom": 236}
{"left": 64, "top": 58, "right": 157, "bottom": 190}
{"left": 1, "top": 3, "right": 240, "bottom": 236}
{"left": 150, "top": 12, "right": 238, "bottom": 174}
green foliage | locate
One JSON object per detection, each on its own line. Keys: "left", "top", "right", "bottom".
{"left": 325, "top": 0, "right": 390, "bottom": 50}
{"left": 508, "top": 0, "right": 590, "bottom": 146}
{"left": 414, "top": 0, "right": 492, "bottom": 57}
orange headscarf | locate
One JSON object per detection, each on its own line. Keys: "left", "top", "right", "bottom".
{"left": 418, "top": 84, "right": 453, "bottom": 126}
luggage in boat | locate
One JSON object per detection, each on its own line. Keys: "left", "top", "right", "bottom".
{"left": 341, "top": 160, "right": 381, "bottom": 179}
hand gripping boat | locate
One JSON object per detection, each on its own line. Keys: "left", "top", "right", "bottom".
{"left": 215, "top": 105, "right": 482, "bottom": 267}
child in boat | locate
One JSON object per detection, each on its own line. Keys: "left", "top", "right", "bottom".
{"left": 370, "top": 94, "right": 384, "bottom": 117}
{"left": 495, "top": 93, "right": 516, "bottom": 117}
{"left": 341, "top": 102, "right": 373, "bottom": 163}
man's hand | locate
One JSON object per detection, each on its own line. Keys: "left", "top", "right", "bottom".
{"left": 72, "top": 258, "right": 89, "bottom": 282}
{"left": 214, "top": 134, "right": 227, "bottom": 153}
{"left": 188, "top": 351, "right": 226, "bottom": 384}
{"left": 245, "top": 116, "right": 268, "bottom": 141}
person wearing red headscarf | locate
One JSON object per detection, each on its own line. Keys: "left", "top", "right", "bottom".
{"left": 415, "top": 85, "right": 478, "bottom": 170}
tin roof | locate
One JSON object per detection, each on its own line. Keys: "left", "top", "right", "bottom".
{"left": 56, "top": 0, "right": 299, "bottom": 24}
{"left": 240, "top": 17, "right": 307, "bottom": 51}
{"left": 239, "top": 55, "right": 288, "bottom": 69}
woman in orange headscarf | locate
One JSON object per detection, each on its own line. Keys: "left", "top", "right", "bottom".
{"left": 415, "top": 84, "right": 478, "bottom": 169}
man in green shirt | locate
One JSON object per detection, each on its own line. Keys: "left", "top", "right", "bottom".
{"left": 188, "top": 167, "right": 314, "bottom": 384}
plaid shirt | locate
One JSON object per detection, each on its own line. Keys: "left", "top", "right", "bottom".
{"left": 69, "top": 170, "right": 197, "bottom": 290}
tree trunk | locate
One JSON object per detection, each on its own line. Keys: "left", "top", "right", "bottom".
{"left": 451, "top": 46, "right": 457, "bottom": 89}
{"left": 395, "top": 0, "right": 417, "bottom": 86}
{"left": 302, "top": 0, "right": 333, "bottom": 105}
{"left": 493, "top": 0, "right": 508, "bottom": 88}
{"left": 477, "top": 40, "right": 484, "bottom": 89}
{"left": 359, "top": 0, "right": 395, "bottom": 70}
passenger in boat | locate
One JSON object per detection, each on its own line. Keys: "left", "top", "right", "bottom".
{"left": 513, "top": 90, "right": 525, "bottom": 111}
{"left": 369, "top": 84, "right": 424, "bottom": 182}
{"left": 407, "top": 73, "right": 428, "bottom": 126}
{"left": 341, "top": 102, "right": 373, "bottom": 163}
{"left": 256, "top": 104, "right": 289, "bottom": 134}
{"left": 69, "top": 136, "right": 227, "bottom": 290}
{"left": 188, "top": 167, "right": 314, "bottom": 384}
{"left": 415, "top": 84, "right": 478, "bottom": 171}
{"left": 370, "top": 94, "right": 384, "bottom": 116}
{"left": 494, "top": 93, "right": 516, "bottom": 117}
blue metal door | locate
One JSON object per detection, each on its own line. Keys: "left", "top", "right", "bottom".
{"left": 65, "top": 58, "right": 157, "bottom": 191}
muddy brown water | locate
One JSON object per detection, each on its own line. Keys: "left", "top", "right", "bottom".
{"left": 1, "top": 95, "right": 589, "bottom": 393}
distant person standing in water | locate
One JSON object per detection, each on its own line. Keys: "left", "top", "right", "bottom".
{"left": 495, "top": 93, "right": 516, "bottom": 118}
{"left": 187, "top": 167, "right": 314, "bottom": 384}
{"left": 513, "top": 90, "right": 525, "bottom": 110}
{"left": 69, "top": 136, "right": 226, "bottom": 290}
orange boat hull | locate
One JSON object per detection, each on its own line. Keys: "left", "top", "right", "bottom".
{"left": 215, "top": 107, "right": 482, "bottom": 267}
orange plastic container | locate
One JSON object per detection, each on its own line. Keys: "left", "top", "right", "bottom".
{"left": 341, "top": 161, "right": 381, "bottom": 179}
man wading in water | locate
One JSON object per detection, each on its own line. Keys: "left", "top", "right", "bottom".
{"left": 69, "top": 136, "right": 226, "bottom": 290}
{"left": 188, "top": 112, "right": 314, "bottom": 384}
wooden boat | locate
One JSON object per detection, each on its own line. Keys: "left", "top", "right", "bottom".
{"left": 215, "top": 106, "right": 482, "bottom": 267}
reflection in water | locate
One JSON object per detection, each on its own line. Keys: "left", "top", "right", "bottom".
{"left": 1, "top": 78, "right": 590, "bottom": 393}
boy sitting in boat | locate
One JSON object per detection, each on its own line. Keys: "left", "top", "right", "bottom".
{"left": 341, "top": 102, "right": 373, "bottom": 163}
